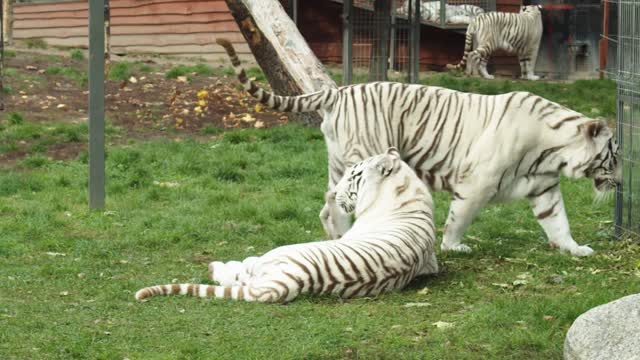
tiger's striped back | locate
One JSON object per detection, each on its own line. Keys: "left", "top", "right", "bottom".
{"left": 136, "top": 149, "right": 438, "bottom": 303}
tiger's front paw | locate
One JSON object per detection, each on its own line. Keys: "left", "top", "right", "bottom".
{"left": 525, "top": 74, "right": 540, "bottom": 81}
{"left": 440, "top": 243, "right": 472, "bottom": 253}
{"left": 569, "top": 245, "right": 594, "bottom": 257}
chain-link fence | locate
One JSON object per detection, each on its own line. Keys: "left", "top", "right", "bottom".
{"left": 604, "top": 0, "right": 640, "bottom": 237}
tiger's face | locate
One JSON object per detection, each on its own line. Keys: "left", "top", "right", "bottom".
{"left": 521, "top": 5, "right": 542, "bottom": 14}
{"left": 333, "top": 148, "right": 402, "bottom": 215}
{"left": 586, "top": 136, "right": 621, "bottom": 194}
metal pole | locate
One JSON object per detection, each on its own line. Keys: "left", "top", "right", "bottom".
{"left": 614, "top": 0, "right": 623, "bottom": 237}
{"left": 410, "top": 0, "right": 421, "bottom": 83}
{"left": 287, "top": 0, "right": 298, "bottom": 24}
{"left": 389, "top": 0, "right": 396, "bottom": 72}
{"left": 89, "top": 0, "right": 105, "bottom": 209}
{"left": 342, "top": 0, "right": 353, "bottom": 85}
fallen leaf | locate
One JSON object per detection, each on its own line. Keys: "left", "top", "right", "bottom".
{"left": 57, "top": 104, "right": 68, "bottom": 110}
{"left": 129, "top": 76, "right": 138, "bottom": 84}
{"left": 432, "top": 321, "right": 454, "bottom": 329}
{"left": 241, "top": 113, "right": 256, "bottom": 122}
{"left": 25, "top": 65, "right": 38, "bottom": 71}
{"left": 403, "top": 302, "right": 432, "bottom": 308}
{"left": 46, "top": 252, "right": 67, "bottom": 257}
{"left": 254, "top": 120, "right": 265, "bottom": 128}
{"left": 543, "top": 315, "right": 554, "bottom": 321}
{"left": 177, "top": 76, "right": 188, "bottom": 83}
{"left": 417, "top": 287, "right": 430, "bottom": 295}
{"left": 254, "top": 104, "right": 263, "bottom": 112}
{"left": 491, "top": 283, "right": 511, "bottom": 289}
{"left": 60, "top": 291, "right": 69, "bottom": 296}
{"left": 512, "top": 279, "right": 527, "bottom": 287}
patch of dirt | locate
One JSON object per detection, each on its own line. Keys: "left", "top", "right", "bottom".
{"left": 1, "top": 49, "right": 289, "bottom": 165}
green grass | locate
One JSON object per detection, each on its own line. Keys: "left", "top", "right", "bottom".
{"left": 45, "top": 66, "right": 88, "bottom": 87}
{"left": 1, "top": 122, "right": 638, "bottom": 359}
{"left": 23, "top": 38, "right": 48, "bottom": 49}
{"left": 69, "top": 49, "right": 85, "bottom": 61}
{"left": 165, "top": 64, "right": 234, "bottom": 79}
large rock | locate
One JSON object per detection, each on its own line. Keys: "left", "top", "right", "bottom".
{"left": 565, "top": 294, "right": 640, "bottom": 360}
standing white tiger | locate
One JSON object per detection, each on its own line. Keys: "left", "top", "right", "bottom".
{"left": 135, "top": 149, "right": 438, "bottom": 303}
{"left": 397, "top": 0, "right": 485, "bottom": 25}
{"left": 448, "top": 5, "right": 543, "bottom": 80}
{"left": 216, "top": 39, "right": 620, "bottom": 257}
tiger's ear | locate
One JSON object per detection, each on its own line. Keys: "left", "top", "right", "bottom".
{"left": 582, "top": 119, "right": 609, "bottom": 140}
{"left": 376, "top": 148, "right": 401, "bottom": 176}
{"left": 386, "top": 147, "right": 400, "bottom": 159}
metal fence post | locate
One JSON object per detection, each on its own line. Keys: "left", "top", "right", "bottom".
{"left": 89, "top": 0, "right": 105, "bottom": 209}
{"left": 342, "top": 0, "right": 353, "bottom": 85}
{"left": 410, "top": 0, "right": 421, "bottom": 83}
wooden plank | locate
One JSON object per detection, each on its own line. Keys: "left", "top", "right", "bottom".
{"left": 111, "top": 43, "right": 252, "bottom": 55}
{"left": 111, "top": 12, "right": 232, "bottom": 25}
{"left": 111, "top": 32, "right": 246, "bottom": 46}
{"left": 15, "top": 9, "right": 89, "bottom": 20}
{"left": 111, "top": 21, "right": 239, "bottom": 35}
{"left": 14, "top": 27, "right": 87, "bottom": 39}
{"left": 111, "top": 2, "right": 228, "bottom": 16}
{"left": 110, "top": 0, "right": 225, "bottom": 10}
{"left": 14, "top": 18, "right": 88, "bottom": 29}
{"left": 14, "top": 1, "right": 87, "bottom": 14}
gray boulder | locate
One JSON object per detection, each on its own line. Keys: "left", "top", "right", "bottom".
{"left": 565, "top": 293, "right": 640, "bottom": 360}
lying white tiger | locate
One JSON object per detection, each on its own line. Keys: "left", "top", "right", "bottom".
{"left": 135, "top": 149, "right": 439, "bottom": 303}
{"left": 397, "top": 0, "right": 485, "bottom": 24}
{"left": 216, "top": 39, "right": 620, "bottom": 257}
{"left": 448, "top": 5, "right": 543, "bottom": 80}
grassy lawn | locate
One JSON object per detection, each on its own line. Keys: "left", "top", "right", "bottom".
{"left": 1, "top": 65, "right": 638, "bottom": 359}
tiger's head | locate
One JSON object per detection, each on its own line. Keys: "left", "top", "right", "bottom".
{"left": 332, "top": 148, "right": 431, "bottom": 217}
{"left": 521, "top": 5, "right": 542, "bottom": 14}
{"left": 569, "top": 120, "right": 621, "bottom": 194}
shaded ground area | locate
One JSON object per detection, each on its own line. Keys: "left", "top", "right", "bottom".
{"left": 1, "top": 49, "right": 287, "bottom": 166}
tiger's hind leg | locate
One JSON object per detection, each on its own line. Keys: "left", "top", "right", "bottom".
{"left": 529, "top": 184, "right": 593, "bottom": 256}
{"left": 473, "top": 46, "right": 494, "bottom": 79}
{"left": 208, "top": 257, "right": 258, "bottom": 286}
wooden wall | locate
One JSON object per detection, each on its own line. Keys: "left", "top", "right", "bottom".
{"left": 12, "top": 0, "right": 254, "bottom": 61}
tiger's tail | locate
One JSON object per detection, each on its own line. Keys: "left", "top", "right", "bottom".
{"left": 446, "top": 21, "right": 475, "bottom": 70}
{"left": 215, "top": 38, "right": 336, "bottom": 113}
{"left": 135, "top": 283, "right": 256, "bottom": 302}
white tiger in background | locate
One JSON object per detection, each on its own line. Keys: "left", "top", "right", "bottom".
{"left": 135, "top": 149, "right": 439, "bottom": 303}
{"left": 216, "top": 39, "right": 620, "bottom": 257}
{"left": 397, "top": 0, "right": 485, "bottom": 24}
{"left": 448, "top": 5, "right": 543, "bottom": 80}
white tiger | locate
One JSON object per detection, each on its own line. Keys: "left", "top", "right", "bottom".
{"left": 448, "top": 5, "right": 543, "bottom": 80}
{"left": 216, "top": 39, "right": 620, "bottom": 257}
{"left": 397, "top": 0, "right": 485, "bottom": 24}
{"left": 135, "top": 148, "right": 439, "bottom": 303}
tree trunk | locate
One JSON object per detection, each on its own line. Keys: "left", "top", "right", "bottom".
{"left": 223, "top": 0, "right": 336, "bottom": 126}
{"left": 2, "top": 0, "right": 11, "bottom": 46}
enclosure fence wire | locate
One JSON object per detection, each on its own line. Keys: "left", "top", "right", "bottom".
{"left": 604, "top": 0, "right": 640, "bottom": 238}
